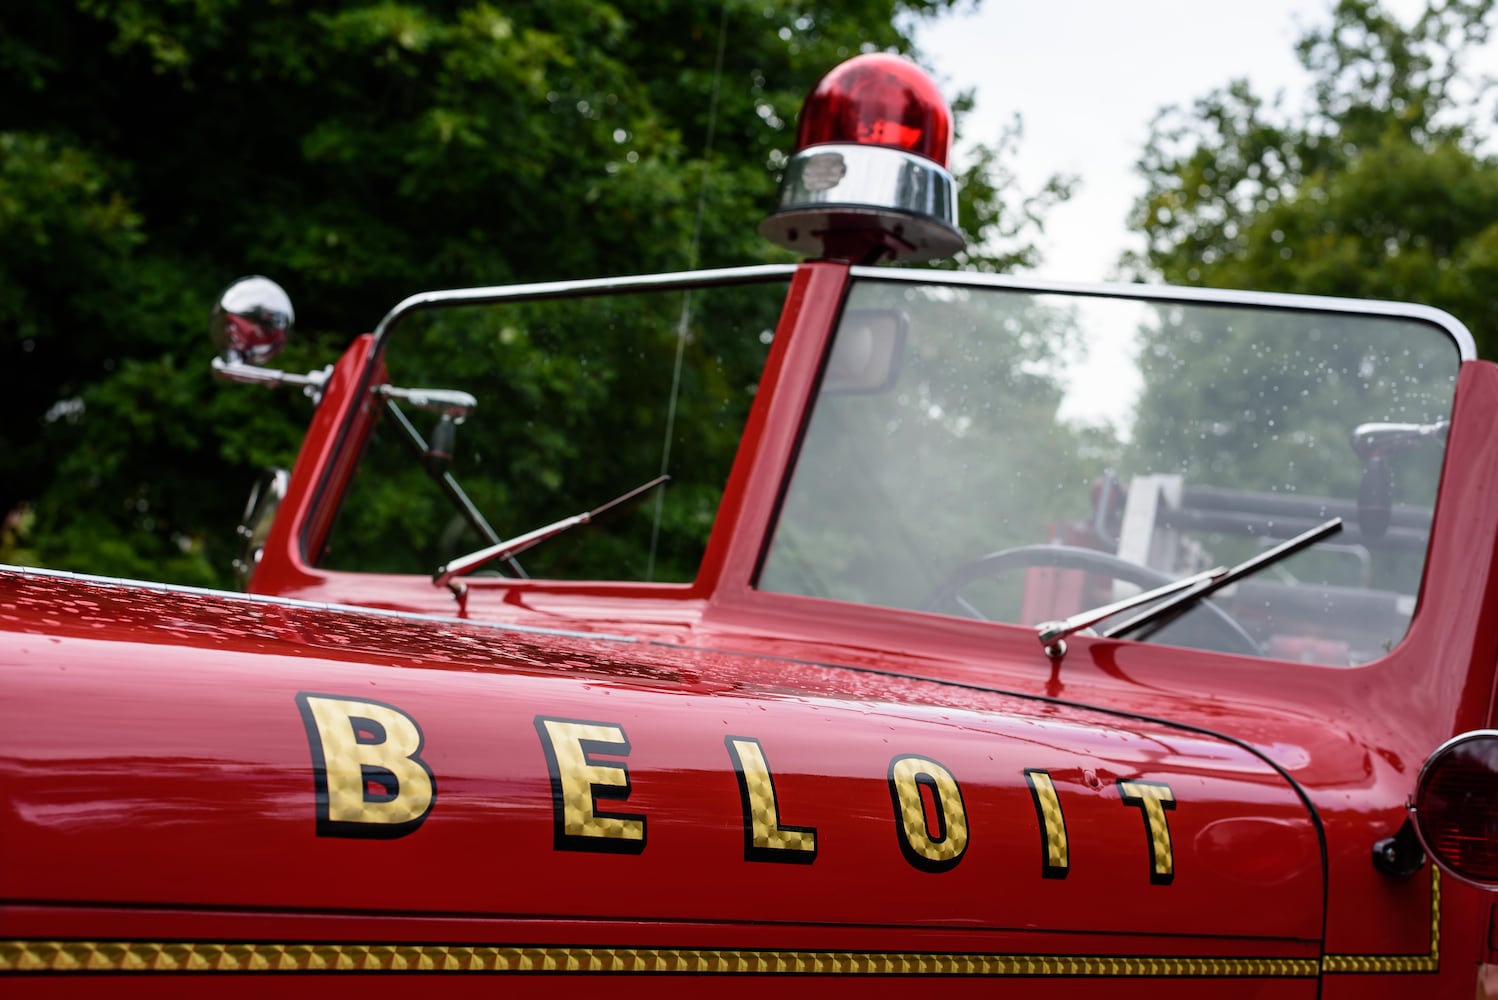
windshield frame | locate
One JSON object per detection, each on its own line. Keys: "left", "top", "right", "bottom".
{"left": 848, "top": 266, "right": 1477, "bottom": 361}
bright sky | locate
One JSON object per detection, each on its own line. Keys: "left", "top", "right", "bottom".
{"left": 913, "top": 0, "right": 1433, "bottom": 282}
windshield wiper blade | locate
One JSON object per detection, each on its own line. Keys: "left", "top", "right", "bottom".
{"left": 1103, "top": 516, "right": 1343, "bottom": 644}
{"left": 433, "top": 475, "right": 669, "bottom": 592}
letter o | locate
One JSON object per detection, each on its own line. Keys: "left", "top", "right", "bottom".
{"left": 888, "top": 754, "right": 968, "bottom": 872}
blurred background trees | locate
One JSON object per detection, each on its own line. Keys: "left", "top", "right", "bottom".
{"left": 1128, "top": 0, "right": 1498, "bottom": 353}
{"left": 0, "top": 0, "right": 1059, "bottom": 584}
{"left": 4, "top": 0, "right": 1494, "bottom": 587}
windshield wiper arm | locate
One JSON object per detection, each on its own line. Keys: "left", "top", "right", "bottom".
{"left": 1036, "top": 566, "right": 1227, "bottom": 659}
{"left": 383, "top": 399, "right": 528, "bottom": 578}
{"left": 1103, "top": 517, "right": 1343, "bottom": 644}
{"left": 1035, "top": 516, "right": 1343, "bottom": 659}
{"left": 434, "top": 475, "right": 669, "bottom": 593}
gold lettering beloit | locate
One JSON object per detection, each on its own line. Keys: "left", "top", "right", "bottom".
{"left": 1118, "top": 779, "right": 1176, "bottom": 884}
{"left": 726, "top": 737, "right": 817, "bottom": 860}
{"left": 537, "top": 718, "right": 645, "bottom": 848}
{"left": 299, "top": 694, "right": 434, "bottom": 831}
{"left": 889, "top": 755, "right": 968, "bottom": 870}
{"left": 1025, "top": 769, "right": 1069, "bottom": 878}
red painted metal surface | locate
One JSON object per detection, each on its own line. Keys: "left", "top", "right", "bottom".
{"left": 2, "top": 258, "right": 1495, "bottom": 995}
{"left": 1, "top": 571, "right": 1322, "bottom": 994}
{"left": 0, "top": 575, "right": 1319, "bottom": 926}
{"left": 245, "top": 332, "right": 385, "bottom": 595}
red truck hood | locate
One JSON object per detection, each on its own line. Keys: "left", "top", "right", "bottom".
{"left": 0, "top": 568, "right": 1322, "bottom": 975}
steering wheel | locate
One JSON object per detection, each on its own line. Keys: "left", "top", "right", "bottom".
{"left": 924, "top": 544, "right": 1259, "bottom": 656}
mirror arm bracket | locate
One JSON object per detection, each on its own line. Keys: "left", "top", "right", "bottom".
{"left": 212, "top": 356, "right": 332, "bottom": 403}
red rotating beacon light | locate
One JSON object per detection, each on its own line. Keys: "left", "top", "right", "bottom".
{"left": 760, "top": 53, "right": 965, "bottom": 264}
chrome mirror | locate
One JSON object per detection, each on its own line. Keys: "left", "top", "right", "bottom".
{"left": 211, "top": 276, "right": 294, "bottom": 364}
{"left": 209, "top": 276, "right": 330, "bottom": 401}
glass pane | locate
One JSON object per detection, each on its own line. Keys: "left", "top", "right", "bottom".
{"left": 760, "top": 280, "right": 1461, "bottom": 664}
{"left": 322, "top": 278, "right": 786, "bottom": 582}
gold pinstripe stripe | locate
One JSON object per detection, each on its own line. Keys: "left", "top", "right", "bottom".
{"left": 0, "top": 870, "right": 1441, "bottom": 978}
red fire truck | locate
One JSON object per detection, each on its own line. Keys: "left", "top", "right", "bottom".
{"left": 3, "top": 53, "right": 1496, "bottom": 997}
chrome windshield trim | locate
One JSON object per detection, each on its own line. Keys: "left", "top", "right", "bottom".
{"left": 850, "top": 266, "right": 1479, "bottom": 361}
{"left": 371, "top": 264, "right": 799, "bottom": 352}
{"left": 1419, "top": 727, "right": 1498, "bottom": 767}
{"left": 0, "top": 564, "right": 640, "bottom": 646}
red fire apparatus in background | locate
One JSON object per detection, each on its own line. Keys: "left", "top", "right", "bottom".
{"left": 3, "top": 54, "right": 1497, "bottom": 996}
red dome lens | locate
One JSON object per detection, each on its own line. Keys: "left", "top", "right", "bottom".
{"left": 760, "top": 52, "right": 965, "bottom": 261}
{"left": 1413, "top": 731, "right": 1498, "bottom": 886}
{"left": 795, "top": 53, "right": 951, "bottom": 167}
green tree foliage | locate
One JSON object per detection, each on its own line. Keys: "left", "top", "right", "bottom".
{"left": 0, "top": 0, "right": 1068, "bottom": 586}
{"left": 1128, "top": 0, "right": 1498, "bottom": 353}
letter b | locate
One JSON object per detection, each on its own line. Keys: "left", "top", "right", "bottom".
{"left": 297, "top": 693, "right": 435, "bottom": 838}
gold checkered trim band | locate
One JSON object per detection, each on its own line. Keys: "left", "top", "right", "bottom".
{"left": 0, "top": 869, "right": 1442, "bottom": 978}
{"left": 0, "top": 941, "right": 1319, "bottom": 977}
{"left": 1322, "top": 868, "right": 1441, "bottom": 975}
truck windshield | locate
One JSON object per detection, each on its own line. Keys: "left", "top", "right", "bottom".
{"left": 760, "top": 276, "right": 1465, "bottom": 665}
{"left": 321, "top": 274, "right": 789, "bottom": 583}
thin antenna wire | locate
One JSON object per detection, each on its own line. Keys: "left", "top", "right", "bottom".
{"left": 647, "top": 3, "right": 729, "bottom": 581}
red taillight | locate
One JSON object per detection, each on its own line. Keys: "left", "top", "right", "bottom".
{"left": 795, "top": 53, "right": 951, "bottom": 167}
{"left": 1412, "top": 730, "right": 1498, "bottom": 888}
